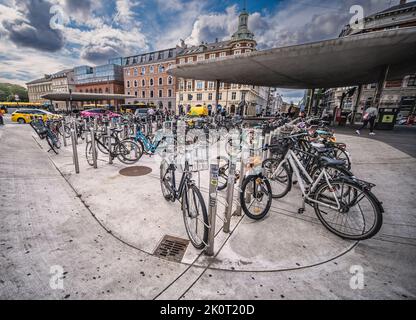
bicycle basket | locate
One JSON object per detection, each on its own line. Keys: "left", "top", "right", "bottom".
{"left": 269, "top": 137, "right": 290, "bottom": 156}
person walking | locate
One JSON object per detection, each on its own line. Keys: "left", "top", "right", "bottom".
{"left": 356, "top": 106, "right": 378, "bottom": 136}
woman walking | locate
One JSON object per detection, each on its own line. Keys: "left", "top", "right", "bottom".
{"left": 356, "top": 106, "right": 378, "bottom": 136}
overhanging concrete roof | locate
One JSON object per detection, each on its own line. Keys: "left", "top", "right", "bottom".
{"left": 41, "top": 92, "right": 130, "bottom": 101}
{"left": 168, "top": 27, "right": 416, "bottom": 89}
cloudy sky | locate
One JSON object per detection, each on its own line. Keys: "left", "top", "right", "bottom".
{"left": 0, "top": 0, "right": 401, "bottom": 102}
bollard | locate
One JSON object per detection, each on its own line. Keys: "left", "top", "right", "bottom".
{"left": 107, "top": 124, "right": 113, "bottom": 165}
{"left": 90, "top": 127, "right": 98, "bottom": 169}
{"left": 234, "top": 157, "right": 246, "bottom": 216}
{"left": 62, "top": 119, "right": 67, "bottom": 147}
{"left": 83, "top": 119, "right": 88, "bottom": 140}
{"left": 223, "top": 160, "right": 236, "bottom": 233}
{"left": 70, "top": 129, "right": 80, "bottom": 174}
{"left": 206, "top": 159, "right": 220, "bottom": 256}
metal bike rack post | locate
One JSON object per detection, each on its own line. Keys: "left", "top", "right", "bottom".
{"left": 83, "top": 119, "right": 88, "bottom": 140}
{"left": 206, "top": 158, "right": 220, "bottom": 256}
{"left": 234, "top": 158, "right": 246, "bottom": 217}
{"left": 264, "top": 132, "right": 271, "bottom": 160}
{"left": 70, "top": 129, "right": 80, "bottom": 174}
{"left": 223, "top": 160, "right": 236, "bottom": 233}
{"left": 107, "top": 124, "right": 113, "bottom": 165}
{"left": 90, "top": 127, "right": 98, "bottom": 169}
{"left": 62, "top": 119, "right": 67, "bottom": 147}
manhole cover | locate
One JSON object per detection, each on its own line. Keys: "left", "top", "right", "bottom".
{"left": 119, "top": 166, "right": 152, "bottom": 177}
{"left": 154, "top": 235, "right": 189, "bottom": 262}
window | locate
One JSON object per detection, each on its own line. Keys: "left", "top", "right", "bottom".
{"left": 220, "top": 52, "right": 226, "bottom": 58}
{"left": 158, "top": 65, "right": 164, "bottom": 73}
{"left": 142, "top": 79, "right": 145, "bottom": 86}
{"left": 142, "top": 91, "right": 146, "bottom": 98}
{"left": 187, "top": 81, "right": 192, "bottom": 90}
{"left": 105, "top": 87, "right": 109, "bottom": 93}
{"left": 141, "top": 66, "right": 146, "bottom": 75}
{"left": 241, "top": 92, "right": 246, "bottom": 101}
{"left": 408, "top": 75, "right": 416, "bottom": 87}
{"left": 217, "top": 93, "right": 222, "bottom": 100}
{"left": 126, "top": 69, "right": 130, "bottom": 76}
{"left": 209, "top": 53, "right": 216, "bottom": 59}
{"left": 179, "top": 94, "right": 183, "bottom": 101}
{"left": 180, "top": 58, "right": 185, "bottom": 64}
{"left": 179, "top": 80, "right": 184, "bottom": 90}
{"left": 208, "top": 93, "right": 212, "bottom": 100}
{"left": 208, "top": 81, "right": 215, "bottom": 90}
{"left": 168, "top": 89, "right": 172, "bottom": 97}
{"left": 133, "top": 68, "right": 138, "bottom": 76}
{"left": 167, "top": 63, "right": 172, "bottom": 70}
{"left": 196, "top": 81, "right": 204, "bottom": 90}
{"left": 150, "top": 78, "right": 154, "bottom": 86}
{"left": 135, "top": 91, "right": 138, "bottom": 97}
{"left": 150, "top": 90, "right": 154, "bottom": 98}
{"left": 159, "top": 90, "right": 163, "bottom": 97}
{"left": 231, "top": 92, "right": 236, "bottom": 100}
{"left": 234, "top": 50, "right": 241, "bottom": 55}
{"left": 197, "top": 93, "right": 202, "bottom": 101}
{"left": 127, "top": 81, "right": 131, "bottom": 88}
{"left": 134, "top": 80, "right": 138, "bottom": 87}
{"left": 188, "top": 94, "right": 193, "bottom": 101}
{"left": 150, "top": 66, "right": 154, "bottom": 73}
{"left": 159, "top": 77, "right": 163, "bottom": 85}
{"left": 245, "top": 49, "right": 251, "bottom": 53}
{"left": 197, "top": 54, "right": 205, "bottom": 61}
{"left": 187, "top": 57, "right": 194, "bottom": 63}
{"left": 167, "top": 76, "right": 173, "bottom": 85}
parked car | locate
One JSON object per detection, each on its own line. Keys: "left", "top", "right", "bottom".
{"left": 134, "top": 108, "right": 149, "bottom": 119}
{"left": 80, "top": 108, "right": 121, "bottom": 119}
{"left": 11, "top": 109, "right": 62, "bottom": 124}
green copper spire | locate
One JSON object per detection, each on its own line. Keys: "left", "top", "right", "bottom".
{"left": 231, "top": 8, "right": 254, "bottom": 41}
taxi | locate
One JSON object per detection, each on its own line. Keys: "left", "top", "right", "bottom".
{"left": 11, "top": 109, "right": 62, "bottom": 124}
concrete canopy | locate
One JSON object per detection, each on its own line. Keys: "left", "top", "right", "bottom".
{"left": 41, "top": 92, "right": 130, "bottom": 101}
{"left": 169, "top": 27, "right": 416, "bottom": 89}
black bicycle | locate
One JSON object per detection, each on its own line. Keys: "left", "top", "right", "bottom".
{"left": 85, "top": 127, "right": 142, "bottom": 165}
{"left": 160, "top": 159, "right": 209, "bottom": 249}
{"left": 30, "top": 118, "right": 61, "bottom": 154}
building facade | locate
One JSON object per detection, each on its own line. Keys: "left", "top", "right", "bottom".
{"left": 50, "top": 69, "right": 75, "bottom": 110}
{"left": 73, "top": 64, "right": 124, "bottom": 108}
{"left": 175, "top": 9, "right": 268, "bottom": 115}
{"left": 110, "top": 48, "right": 177, "bottom": 110}
{"left": 323, "top": 0, "right": 416, "bottom": 119}
{"left": 27, "top": 75, "right": 53, "bottom": 104}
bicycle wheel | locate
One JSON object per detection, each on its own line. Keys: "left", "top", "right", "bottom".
{"left": 240, "top": 175, "right": 272, "bottom": 220}
{"left": 160, "top": 160, "right": 174, "bottom": 201}
{"left": 263, "top": 159, "right": 292, "bottom": 199}
{"left": 313, "top": 179, "right": 383, "bottom": 240}
{"left": 85, "top": 141, "right": 97, "bottom": 166}
{"left": 331, "top": 146, "right": 351, "bottom": 170}
{"left": 96, "top": 135, "right": 110, "bottom": 155}
{"left": 116, "top": 140, "right": 142, "bottom": 164}
{"left": 182, "top": 184, "right": 209, "bottom": 249}
{"left": 46, "top": 135, "right": 58, "bottom": 154}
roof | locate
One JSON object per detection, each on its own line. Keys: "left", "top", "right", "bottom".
{"left": 51, "top": 69, "right": 73, "bottom": 79}
{"left": 168, "top": 27, "right": 416, "bottom": 89}
{"left": 113, "top": 48, "right": 178, "bottom": 67}
{"left": 41, "top": 92, "right": 130, "bottom": 101}
{"left": 26, "top": 76, "right": 52, "bottom": 85}
{"left": 377, "top": 1, "right": 416, "bottom": 15}
{"left": 178, "top": 40, "right": 231, "bottom": 56}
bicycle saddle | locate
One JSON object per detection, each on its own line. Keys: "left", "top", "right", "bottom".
{"left": 110, "top": 127, "right": 123, "bottom": 132}
{"left": 320, "top": 156, "right": 346, "bottom": 167}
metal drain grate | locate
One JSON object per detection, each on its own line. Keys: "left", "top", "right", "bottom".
{"left": 154, "top": 235, "right": 189, "bottom": 262}
{"left": 119, "top": 166, "right": 152, "bottom": 177}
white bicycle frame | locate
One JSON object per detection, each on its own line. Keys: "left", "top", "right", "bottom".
{"left": 271, "top": 149, "right": 342, "bottom": 210}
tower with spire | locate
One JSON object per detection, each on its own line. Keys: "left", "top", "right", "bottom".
{"left": 230, "top": 4, "right": 257, "bottom": 55}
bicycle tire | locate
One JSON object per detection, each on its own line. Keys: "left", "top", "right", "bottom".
{"left": 182, "top": 184, "right": 209, "bottom": 249}
{"left": 240, "top": 174, "right": 272, "bottom": 220}
{"left": 46, "top": 135, "right": 58, "bottom": 154}
{"left": 262, "top": 159, "right": 292, "bottom": 199}
{"left": 116, "top": 140, "right": 142, "bottom": 164}
{"left": 85, "top": 141, "right": 97, "bottom": 166}
{"left": 313, "top": 178, "right": 383, "bottom": 240}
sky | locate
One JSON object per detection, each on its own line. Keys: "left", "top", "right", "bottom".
{"left": 0, "top": 0, "right": 403, "bottom": 103}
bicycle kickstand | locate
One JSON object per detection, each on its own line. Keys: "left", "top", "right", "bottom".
{"left": 298, "top": 197, "right": 306, "bottom": 214}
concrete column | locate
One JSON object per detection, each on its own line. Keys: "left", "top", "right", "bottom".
{"left": 373, "top": 65, "right": 390, "bottom": 110}
{"left": 352, "top": 85, "right": 363, "bottom": 124}
{"left": 307, "top": 88, "right": 315, "bottom": 116}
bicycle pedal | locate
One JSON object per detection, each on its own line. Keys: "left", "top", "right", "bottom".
{"left": 297, "top": 208, "right": 305, "bottom": 214}
{"left": 293, "top": 181, "right": 298, "bottom": 185}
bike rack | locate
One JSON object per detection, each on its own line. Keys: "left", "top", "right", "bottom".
{"left": 107, "top": 123, "right": 113, "bottom": 165}
{"left": 62, "top": 119, "right": 67, "bottom": 147}
{"left": 70, "top": 128, "right": 80, "bottom": 174}
{"left": 90, "top": 127, "right": 98, "bottom": 169}
{"left": 206, "top": 157, "right": 220, "bottom": 256}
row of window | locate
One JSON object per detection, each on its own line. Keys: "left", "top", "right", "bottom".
{"left": 126, "top": 76, "right": 173, "bottom": 88}
{"left": 178, "top": 49, "right": 252, "bottom": 64}
{"left": 179, "top": 91, "right": 245, "bottom": 101}
{"left": 125, "top": 64, "right": 172, "bottom": 77}
{"left": 28, "top": 85, "right": 52, "bottom": 93}
{"left": 127, "top": 89, "right": 173, "bottom": 98}
{"left": 178, "top": 81, "right": 247, "bottom": 91}
{"left": 79, "top": 88, "right": 111, "bottom": 93}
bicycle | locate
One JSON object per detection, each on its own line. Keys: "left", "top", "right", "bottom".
{"left": 85, "top": 127, "right": 142, "bottom": 165}
{"left": 30, "top": 118, "right": 61, "bottom": 154}
{"left": 160, "top": 159, "right": 209, "bottom": 249}
{"left": 252, "top": 138, "right": 383, "bottom": 240}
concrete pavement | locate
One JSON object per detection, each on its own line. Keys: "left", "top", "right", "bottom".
{"left": 0, "top": 120, "right": 415, "bottom": 299}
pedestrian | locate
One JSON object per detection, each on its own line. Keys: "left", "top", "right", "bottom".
{"left": 356, "top": 106, "right": 378, "bottom": 136}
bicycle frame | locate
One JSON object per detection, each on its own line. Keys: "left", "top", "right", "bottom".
{"left": 164, "top": 162, "right": 192, "bottom": 201}
{"left": 135, "top": 130, "right": 166, "bottom": 154}
{"left": 272, "top": 149, "right": 342, "bottom": 210}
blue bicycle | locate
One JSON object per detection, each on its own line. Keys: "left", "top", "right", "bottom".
{"left": 131, "top": 128, "right": 168, "bottom": 156}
